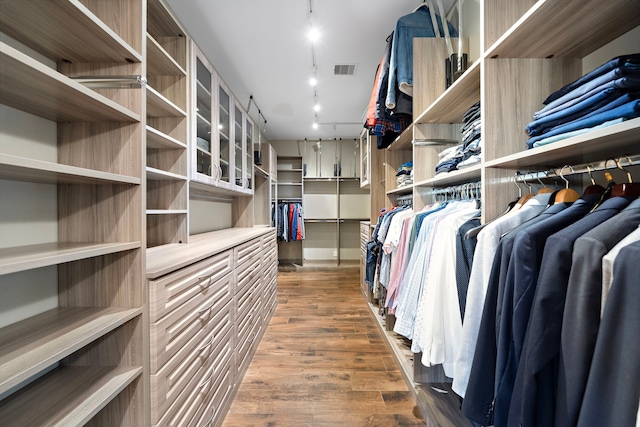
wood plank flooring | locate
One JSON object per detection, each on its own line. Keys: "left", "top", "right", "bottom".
{"left": 222, "top": 267, "right": 425, "bottom": 427}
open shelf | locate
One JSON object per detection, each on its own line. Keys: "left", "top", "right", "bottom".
{"left": 414, "top": 60, "right": 481, "bottom": 125}
{"left": 0, "top": 0, "right": 142, "bottom": 64}
{"left": 0, "top": 366, "right": 142, "bottom": 426}
{"left": 148, "top": 0, "right": 185, "bottom": 38}
{"left": 484, "top": 118, "right": 640, "bottom": 170}
{"left": 485, "top": 0, "right": 640, "bottom": 59}
{"left": 146, "top": 209, "right": 188, "bottom": 215}
{"left": 0, "top": 307, "right": 142, "bottom": 394}
{"left": 147, "top": 86, "right": 187, "bottom": 117}
{"left": 146, "top": 33, "right": 187, "bottom": 76}
{"left": 0, "top": 241, "right": 141, "bottom": 277}
{"left": 387, "top": 185, "right": 414, "bottom": 196}
{"left": 0, "top": 43, "right": 140, "bottom": 123}
{"left": 0, "top": 154, "right": 141, "bottom": 186}
{"left": 388, "top": 124, "right": 414, "bottom": 151}
{"left": 146, "top": 166, "right": 188, "bottom": 181}
{"left": 146, "top": 126, "right": 187, "bottom": 149}
{"left": 414, "top": 164, "right": 483, "bottom": 188}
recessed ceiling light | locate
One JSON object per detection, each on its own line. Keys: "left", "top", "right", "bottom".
{"left": 312, "top": 122, "right": 319, "bottom": 130}
{"left": 308, "top": 27, "right": 320, "bottom": 42}
{"left": 313, "top": 104, "right": 320, "bottom": 112}
{"left": 309, "top": 77, "right": 317, "bottom": 86}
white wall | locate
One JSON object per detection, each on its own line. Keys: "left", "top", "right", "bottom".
{"left": 189, "top": 199, "right": 233, "bottom": 234}
{"left": 582, "top": 26, "right": 640, "bottom": 73}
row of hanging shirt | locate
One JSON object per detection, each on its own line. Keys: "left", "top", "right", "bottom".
{"left": 275, "top": 202, "right": 305, "bottom": 242}
{"left": 373, "top": 171, "right": 640, "bottom": 427}
{"left": 363, "top": 1, "right": 458, "bottom": 149}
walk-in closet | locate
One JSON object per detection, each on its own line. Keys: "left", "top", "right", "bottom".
{"left": 1, "top": 0, "right": 638, "bottom": 426}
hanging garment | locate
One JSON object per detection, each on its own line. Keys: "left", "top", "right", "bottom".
{"left": 556, "top": 198, "right": 640, "bottom": 427}
{"left": 576, "top": 240, "right": 640, "bottom": 427}
{"left": 455, "top": 214, "right": 481, "bottom": 320}
{"left": 600, "top": 225, "right": 640, "bottom": 314}
{"left": 507, "top": 196, "right": 632, "bottom": 427}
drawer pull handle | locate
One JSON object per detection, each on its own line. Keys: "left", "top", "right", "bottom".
{"left": 198, "top": 301, "right": 215, "bottom": 314}
{"left": 198, "top": 335, "right": 213, "bottom": 352}
{"left": 204, "top": 406, "right": 216, "bottom": 426}
{"left": 199, "top": 270, "right": 214, "bottom": 288}
{"left": 199, "top": 371, "right": 213, "bottom": 389}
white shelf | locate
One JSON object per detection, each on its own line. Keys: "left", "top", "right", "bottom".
{"left": 0, "top": 0, "right": 142, "bottom": 64}
{"left": 0, "top": 42, "right": 140, "bottom": 123}
{"left": 485, "top": 0, "right": 640, "bottom": 59}
{"left": 0, "top": 241, "right": 141, "bottom": 276}
{"left": 387, "top": 185, "right": 414, "bottom": 196}
{"left": 146, "top": 209, "right": 188, "bottom": 215}
{"left": 146, "top": 33, "right": 187, "bottom": 76}
{"left": 485, "top": 118, "right": 640, "bottom": 170}
{"left": 146, "top": 86, "right": 187, "bottom": 117}
{"left": 146, "top": 126, "right": 187, "bottom": 149}
{"left": 146, "top": 166, "right": 188, "bottom": 181}
{"left": 0, "top": 154, "right": 141, "bottom": 186}
{"left": 0, "top": 307, "right": 142, "bottom": 394}
{"left": 414, "top": 164, "right": 483, "bottom": 187}
{"left": 0, "top": 366, "right": 142, "bottom": 426}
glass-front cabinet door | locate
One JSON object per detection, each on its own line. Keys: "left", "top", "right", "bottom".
{"left": 233, "top": 104, "right": 243, "bottom": 189}
{"left": 217, "top": 82, "right": 232, "bottom": 189}
{"left": 244, "top": 115, "right": 254, "bottom": 193}
{"left": 195, "top": 55, "right": 214, "bottom": 180}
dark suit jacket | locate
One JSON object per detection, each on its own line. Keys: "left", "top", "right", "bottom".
{"left": 462, "top": 202, "right": 570, "bottom": 426}
{"left": 508, "top": 196, "right": 632, "bottom": 427}
{"left": 576, "top": 240, "right": 640, "bottom": 427}
{"left": 556, "top": 198, "right": 640, "bottom": 427}
{"left": 493, "top": 198, "right": 600, "bottom": 427}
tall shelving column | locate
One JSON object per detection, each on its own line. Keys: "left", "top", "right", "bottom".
{"left": 146, "top": 0, "right": 189, "bottom": 247}
{"left": 276, "top": 156, "right": 304, "bottom": 266}
{"left": 0, "top": 0, "right": 146, "bottom": 424}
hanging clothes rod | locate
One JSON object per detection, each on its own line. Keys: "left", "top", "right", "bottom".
{"left": 515, "top": 154, "right": 640, "bottom": 183}
{"left": 422, "top": 181, "right": 482, "bottom": 199}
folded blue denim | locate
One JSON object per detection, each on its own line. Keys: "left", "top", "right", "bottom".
{"left": 531, "top": 118, "right": 625, "bottom": 148}
{"left": 534, "top": 76, "right": 640, "bottom": 120}
{"left": 527, "top": 100, "right": 640, "bottom": 148}
{"left": 543, "top": 54, "right": 640, "bottom": 105}
{"left": 536, "top": 65, "right": 640, "bottom": 116}
{"left": 527, "top": 89, "right": 638, "bottom": 136}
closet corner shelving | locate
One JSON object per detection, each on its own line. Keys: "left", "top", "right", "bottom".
{"left": 0, "top": 0, "right": 146, "bottom": 424}
{"left": 363, "top": 1, "right": 640, "bottom": 426}
{"left": 146, "top": 0, "right": 189, "bottom": 248}
{"left": 276, "top": 155, "right": 304, "bottom": 265}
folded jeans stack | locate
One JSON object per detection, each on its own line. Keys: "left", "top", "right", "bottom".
{"left": 526, "top": 54, "right": 640, "bottom": 149}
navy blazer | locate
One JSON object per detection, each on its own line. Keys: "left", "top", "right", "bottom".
{"left": 493, "top": 197, "right": 602, "bottom": 427}
{"left": 508, "top": 196, "right": 632, "bottom": 427}
{"left": 577, "top": 240, "right": 640, "bottom": 427}
{"left": 462, "top": 202, "right": 570, "bottom": 426}
{"left": 556, "top": 198, "right": 640, "bottom": 427}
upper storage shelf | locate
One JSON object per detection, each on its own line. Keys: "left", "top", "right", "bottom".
{"left": 147, "top": 34, "right": 187, "bottom": 76}
{"left": 0, "top": 43, "right": 140, "bottom": 123}
{"left": 0, "top": 0, "right": 142, "bottom": 63}
{"left": 486, "top": 0, "right": 640, "bottom": 59}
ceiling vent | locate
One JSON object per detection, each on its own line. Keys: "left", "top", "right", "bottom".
{"left": 333, "top": 64, "right": 357, "bottom": 76}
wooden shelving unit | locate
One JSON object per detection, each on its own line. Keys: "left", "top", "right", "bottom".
{"left": 0, "top": 0, "right": 146, "bottom": 424}
{"left": 363, "top": 2, "right": 640, "bottom": 426}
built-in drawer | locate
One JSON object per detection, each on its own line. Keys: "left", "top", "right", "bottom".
{"left": 151, "top": 304, "right": 232, "bottom": 424}
{"left": 235, "top": 318, "right": 262, "bottom": 376}
{"left": 149, "top": 250, "right": 233, "bottom": 323}
{"left": 153, "top": 328, "right": 233, "bottom": 427}
{"left": 190, "top": 366, "right": 234, "bottom": 427}
{"left": 234, "top": 238, "right": 262, "bottom": 266}
{"left": 150, "top": 273, "right": 232, "bottom": 372}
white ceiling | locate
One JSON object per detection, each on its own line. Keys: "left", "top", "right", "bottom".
{"left": 166, "top": 0, "right": 456, "bottom": 142}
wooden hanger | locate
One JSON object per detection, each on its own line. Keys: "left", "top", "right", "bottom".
{"left": 611, "top": 156, "right": 640, "bottom": 198}
{"left": 554, "top": 165, "right": 580, "bottom": 203}
{"left": 581, "top": 163, "right": 606, "bottom": 196}
{"left": 514, "top": 173, "right": 535, "bottom": 208}
{"left": 534, "top": 172, "right": 554, "bottom": 195}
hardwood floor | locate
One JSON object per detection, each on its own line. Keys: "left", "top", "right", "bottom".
{"left": 222, "top": 267, "right": 425, "bottom": 427}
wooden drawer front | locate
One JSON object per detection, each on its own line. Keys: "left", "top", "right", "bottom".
{"left": 264, "top": 245, "right": 278, "bottom": 270}
{"left": 234, "top": 238, "right": 261, "bottom": 266}
{"left": 154, "top": 330, "right": 233, "bottom": 427}
{"left": 236, "top": 319, "right": 262, "bottom": 376}
{"left": 151, "top": 303, "right": 232, "bottom": 424}
{"left": 150, "top": 273, "right": 232, "bottom": 372}
{"left": 236, "top": 253, "right": 261, "bottom": 299}
{"left": 190, "top": 367, "right": 234, "bottom": 427}
{"left": 150, "top": 250, "right": 233, "bottom": 323}
{"left": 236, "top": 286, "right": 262, "bottom": 342}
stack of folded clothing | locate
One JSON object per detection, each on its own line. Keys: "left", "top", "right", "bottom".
{"left": 396, "top": 161, "right": 413, "bottom": 187}
{"left": 526, "top": 53, "right": 640, "bottom": 149}
{"left": 434, "top": 102, "right": 482, "bottom": 174}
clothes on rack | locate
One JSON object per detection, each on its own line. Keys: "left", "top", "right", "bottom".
{"left": 526, "top": 54, "right": 640, "bottom": 149}
{"left": 364, "top": 4, "right": 457, "bottom": 149}
{"left": 456, "top": 195, "right": 640, "bottom": 427}
{"left": 276, "top": 202, "right": 305, "bottom": 242}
